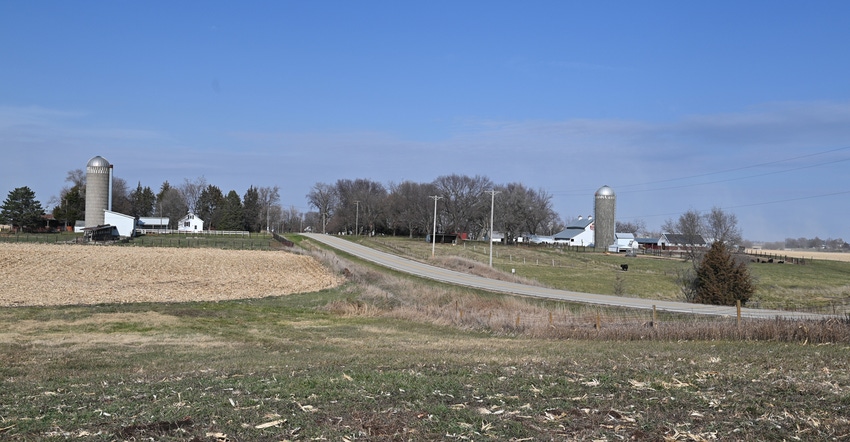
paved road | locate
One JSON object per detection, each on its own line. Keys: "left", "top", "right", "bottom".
{"left": 304, "top": 233, "right": 830, "bottom": 320}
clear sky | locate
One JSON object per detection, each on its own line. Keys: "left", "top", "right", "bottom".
{"left": 2, "top": 1, "right": 849, "bottom": 241}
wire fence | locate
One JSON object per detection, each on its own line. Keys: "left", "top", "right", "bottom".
{"left": 0, "top": 232, "right": 283, "bottom": 251}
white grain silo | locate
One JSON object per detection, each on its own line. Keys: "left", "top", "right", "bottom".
{"left": 594, "top": 185, "right": 616, "bottom": 252}
{"left": 85, "top": 156, "right": 112, "bottom": 227}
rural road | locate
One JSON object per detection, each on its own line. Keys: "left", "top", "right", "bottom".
{"left": 303, "top": 234, "right": 831, "bottom": 320}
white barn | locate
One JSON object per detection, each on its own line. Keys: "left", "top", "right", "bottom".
{"left": 178, "top": 213, "right": 204, "bottom": 232}
{"left": 553, "top": 216, "right": 595, "bottom": 247}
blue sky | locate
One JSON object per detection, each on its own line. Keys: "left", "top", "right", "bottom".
{"left": 2, "top": 1, "right": 849, "bottom": 241}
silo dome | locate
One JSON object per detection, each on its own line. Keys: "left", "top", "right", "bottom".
{"left": 87, "top": 156, "right": 111, "bottom": 168}
{"left": 595, "top": 185, "right": 615, "bottom": 197}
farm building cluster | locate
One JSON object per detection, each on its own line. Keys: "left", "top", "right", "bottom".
{"left": 74, "top": 156, "right": 706, "bottom": 251}
{"left": 76, "top": 156, "right": 205, "bottom": 241}
{"left": 448, "top": 185, "right": 709, "bottom": 254}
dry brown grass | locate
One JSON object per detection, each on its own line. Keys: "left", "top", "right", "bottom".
{"left": 0, "top": 243, "right": 344, "bottom": 307}
{"left": 313, "top": 244, "right": 850, "bottom": 343}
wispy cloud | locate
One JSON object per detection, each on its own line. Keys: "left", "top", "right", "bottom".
{"left": 2, "top": 101, "right": 848, "bottom": 238}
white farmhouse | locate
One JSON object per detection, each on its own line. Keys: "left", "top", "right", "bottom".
{"left": 178, "top": 212, "right": 204, "bottom": 232}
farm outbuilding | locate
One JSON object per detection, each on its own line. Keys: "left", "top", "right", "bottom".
{"left": 104, "top": 210, "right": 136, "bottom": 238}
{"left": 608, "top": 232, "right": 639, "bottom": 253}
{"left": 137, "top": 217, "right": 170, "bottom": 233}
{"left": 553, "top": 216, "right": 595, "bottom": 247}
{"left": 82, "top": 224, "right": 120, "bottom": 242}
{"left": 658, "top": 233, "right": 708, "bottom": 250}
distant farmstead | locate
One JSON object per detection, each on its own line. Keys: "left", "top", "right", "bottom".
{"left": 178, "top": 213, "right": 204, "bottom": 232}
{"left": 553, "top": 216, "right": 595, "bottom": 247}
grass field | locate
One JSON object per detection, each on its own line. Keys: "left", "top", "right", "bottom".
{"left": 2, "top": 234, "right": 850, "bottom": 440}
{"left": 3, "top": 292, "right": 849, "bottom": 441}
{"left": 360, "top": 236, "right": 850, "bottom": 314}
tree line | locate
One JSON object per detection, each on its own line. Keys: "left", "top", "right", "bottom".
{"left": 7, "top": 169, "right": 297, "bottom": 233}
{"left": 767, "top": 237, "right": 848, "bottom": 251}
{"left": 305, "top": 174, "right": 564, "bottom": 240}
{"left": 3, "top": 172, "right": 565, "bottom": 237}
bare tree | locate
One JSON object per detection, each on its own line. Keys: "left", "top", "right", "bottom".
{"left": 663, "top": 209, "right": 703, "bottom": 242}
{"left": 616, "top": 219, "right": 647, "bottom": 236}
{"left": 433, "top": 174, "right": 492, "bottom": 236}
{"left": 280, "top": 205, "right": 302, "bottom": 232}
{"left": 495, "top": 182, "right": 537, "bottom": 242}
{"left": 157, "top": 185, "right": 187, "bottom": 229}
{"left": 111, "top": 177, "right": 131, "bottom": 215}
{"left": 253, "top": 186, "right": 280, "bottom": 232}
{"left": 703, "top": 206, "right": 742, "bottom": 246}
{"left": 65, "top": 169, "right": 86, "bottom": 190}
{"left": 662, "top": 209, "right": 705, "bottom": 261}
{"left": 332, "top": 178, "right": 386, "bottom": 235}
{"left": 50, "top": 169, "right": 87, "bottom": 220}
{"left": 306, "top": 183, "right": 337, "bottom": 234}
{"left": 387, "top": 181, "right": 437, "bottom": 238}
{"left": 179, "top": 176, "right": 207, "bottom": 214}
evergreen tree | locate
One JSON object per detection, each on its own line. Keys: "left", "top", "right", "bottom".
{"left": 1, "top": 186, "right": 45, "bottom": 232}
{"left": 692, "top": 241, "right": 755, "bottom": 306}
{"left": 128, "top": 182, "right": 156, "bottom": 217}
{"left": 52, "top": 184, "right": 85, "bottom": 230}
{"left": 242, "top": 186, "right": 261, "bottom": 232}
{"left": 218, "top": 190, "right": 244, "bottom": 231}
{"left": 197, "top": 185, "right": 224, "bottom": 230}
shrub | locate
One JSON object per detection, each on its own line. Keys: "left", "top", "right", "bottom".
{"left": 693, "top": 241, "right": 755, "bottom": 306}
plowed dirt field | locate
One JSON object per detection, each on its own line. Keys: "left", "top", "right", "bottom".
{"left": 0, "top": 243, "right": 344, "bottom": 307}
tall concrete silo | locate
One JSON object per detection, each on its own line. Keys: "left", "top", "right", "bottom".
{"left": 594, "top": 185, "right": 616, "bottom": 252}
{"left": 85, "top": 156, "right": 112, "bottom": 227}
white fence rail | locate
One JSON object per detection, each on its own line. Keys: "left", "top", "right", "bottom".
{"left": 135, "top": 229, "right": 249, "bottom": 236}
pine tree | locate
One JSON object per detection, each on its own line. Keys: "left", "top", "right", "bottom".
{"left": 1, "top": 187, "right": 45, "bottom": 232}
{"left": 693, "top": 241, "right": 755, "bottom": 306}
{"left": 52, "top": 184, "right": 85, "bottom": 230}
{"left": 218, "top": 190, "right": 245, "bottom": 231}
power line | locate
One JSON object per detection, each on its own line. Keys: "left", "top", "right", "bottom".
{"left": 623, "top": 189, "right": 850, "bottom": 221}
{"left": 616, "top": 156, "right": 850, "bottom": 195}
{"left": 552, "top": 145, "right": 850, "bottom": 196}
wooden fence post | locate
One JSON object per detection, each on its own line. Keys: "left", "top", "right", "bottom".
{"left": 652, "top": 305, "right": 657, "bottom": 328}
{"left": 736, "top": 300, "right": 741, "bottom": 327}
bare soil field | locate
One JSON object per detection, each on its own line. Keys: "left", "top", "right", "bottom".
{"left": 747, "top": 248, "right": 850, "bottom": 262}
{"left": 0, "top": 243, "right": 344, "bottom": 307}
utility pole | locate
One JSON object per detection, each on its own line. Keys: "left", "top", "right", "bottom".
{"left": 487, "top": 190, "right": 500, "bottom": 267}
{"left": 429, "top": 195, "right": 443, "bottom": 258}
